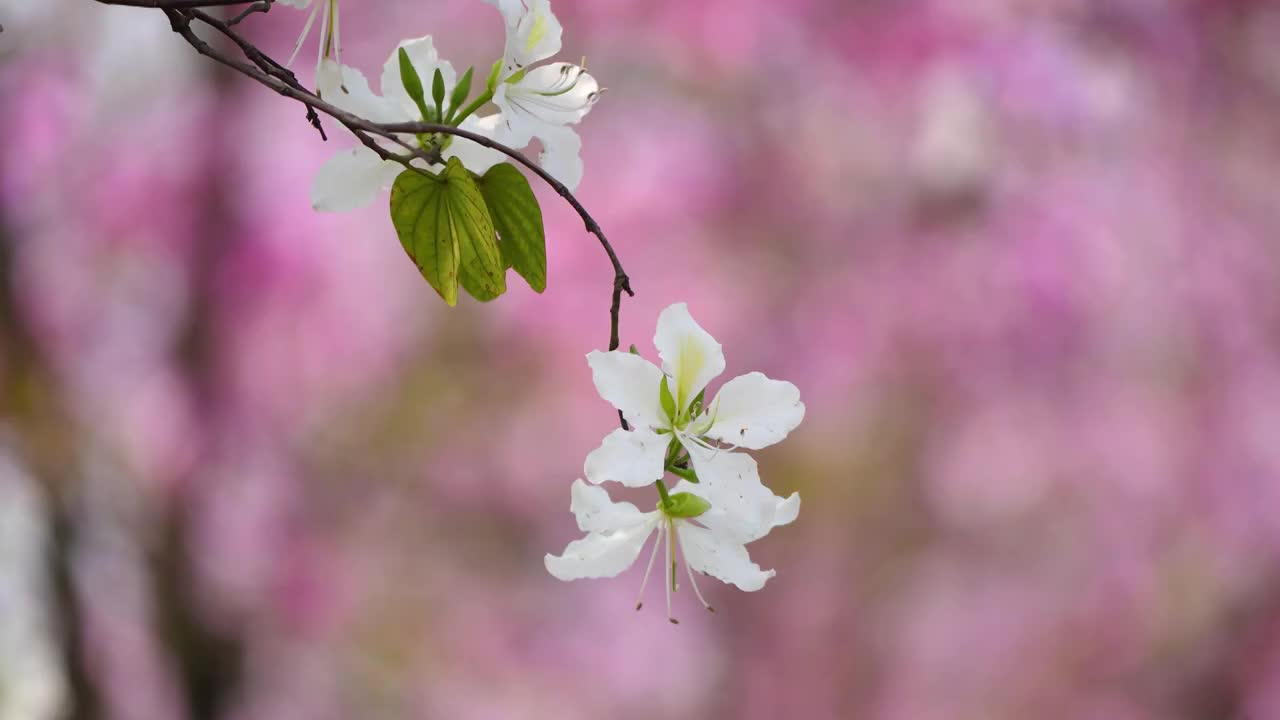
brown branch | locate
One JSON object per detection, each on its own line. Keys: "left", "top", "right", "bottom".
{"left": 95, "top": 0, "right": 633, "bottom": 362}
{"left": 97, "top": 0, "right": 266, "bottom": 7}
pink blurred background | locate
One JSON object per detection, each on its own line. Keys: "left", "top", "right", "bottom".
{"left": 4, "top": 1, "right": 1280, "bottom": 718}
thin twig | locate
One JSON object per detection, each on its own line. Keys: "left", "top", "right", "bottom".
{"left": 98, "top": 0, "right": 262, "bottom": 7}
{"left": 228, "top": 0, "right": 271, "bottom": 26}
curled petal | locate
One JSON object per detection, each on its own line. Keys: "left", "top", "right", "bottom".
{"left": 504, "top": 64, "right": 599, "bottom": 125}
{"left": 705, "top": 372, "right": 805, "bottom": 450}
{"left": 676, "top": 523, "right": 775, "bottom": 592}
{"left": 380, "top": 35, "right": 456, "bottom": 117}
{"left": 545, "top": 516, "right": 659, "bottom": 581}
{"left": 585, "top": 350, "right": 666, "bottom": 429}
{"left": 654, "top": 303, "right": 725, "bottom": 411}
{"left": 311, "top": 146, "right": 402, "bottom": 212}
{"left": 584, "top": 428, "right": 667, "bottom": 487}
{"left": 773, "top": 492, "right": 801, "bottom": 527}
{"left": 317, "top": 60, "right": 399, "bottom": 123}
{"left": 569, "top": 479, "right": 648, "bottom": 533}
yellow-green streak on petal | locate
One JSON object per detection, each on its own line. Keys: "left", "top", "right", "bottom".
{"left": 525, "top": 13, "right": 548, "bottom": 54}
{"left": 676, "top": 337, "right": 705, "bottom": 411}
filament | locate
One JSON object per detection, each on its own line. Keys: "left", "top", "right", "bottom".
{"left": 634, "top": 524, "right": 661, "bottom": 611}
{"left": 676, "top": 527, "right": 714, "bottom": 613}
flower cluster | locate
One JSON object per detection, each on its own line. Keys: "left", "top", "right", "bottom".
{"left": 294, "top": 0, "right": 600, "bottom": 212}
{"left": 546, "top": 304, "right": 805, "bottom": 622}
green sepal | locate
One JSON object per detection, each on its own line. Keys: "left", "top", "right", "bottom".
{"left": 662, "top": 492, "right": 711, "bottom": 519}
{"left": 628, "top": 344, "right": 640, "bottom": 355}
{"left": 475, "top": 163, "right": 546, "bottom": 292}
{"left": 398, "top": 47, "right": 431, "bottom": 121}
{"left": 659, "top": 376, "right": 677, "bottom": 421}
{"left": 447, "top": 66, "right": 474, "bottom": 123}
{"left": 668, "top": 464, "right": 698, "bottom": 483}
{"left": 431, "top": 68, "right": 447, "bottom": 122}
{"left": 486, "top": 59, "right": 504, "bottom": 91}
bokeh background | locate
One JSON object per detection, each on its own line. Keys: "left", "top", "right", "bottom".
{"left": 4, "top": 0, "right": 1280, "bottom": 718}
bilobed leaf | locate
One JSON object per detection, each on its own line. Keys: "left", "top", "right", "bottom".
{"left": 476, "top": 163, "right": 546, "bottom": 292}
{"left": 390, "top": 158, "right": 504, "bottom": 306}
{"left": 446, "top": 161, "right": 506, "bottom": 302}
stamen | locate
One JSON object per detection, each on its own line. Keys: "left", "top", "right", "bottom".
{"left": 330, "top": 0, "right": 341, "bottom": 64}
{"left": 665, "top": 518, "right": 678, "bottom": 624}
{"left": 634, "top": 524, "right": 662, "bottom": 611}
{"left": 313, "top": 0, "right": 329, "bottom": 79}
{"left": 669, "top": 521, "right": 678, "bottom": 593}
{"left": 287, "top": 1, "right": 323, "bottom": 69}
{"left": 676, "top": 525, "right": 715, "bottom": 613}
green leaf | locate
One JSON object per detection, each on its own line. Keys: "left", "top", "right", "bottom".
{"left": 431, "top": 68, "right": 446, "bottom": 122}
{"left": 659, "top": 376, "right": 677, "bottom": 421}
{"left": 447, "top": 67, "right": 474, "bottom": 122}
{"left": 475, "top": 164, "right": 546, "bottom": 292}
{"left": 390, "top": 158, "right": 504, "bottom": 306}
{"left": 663, "top": 492, "right": 711, "bottom": 519}
{"left": 397, "top": 47, "right": 430, "bottom": 120}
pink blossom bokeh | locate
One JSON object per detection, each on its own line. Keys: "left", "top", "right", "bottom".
{"left": 3, "top": 1, "right": 1280, "bottom": 718}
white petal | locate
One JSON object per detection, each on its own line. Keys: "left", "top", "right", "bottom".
{"left": 317, "top": 60, "right": 399, "bottom": 123}
{"left": 584, "top": 428, "right": 667, "bottom": 488}
{"left": 442, "top": 114, "right": 507, "bottom": 175}
{"left": 503, "top": 0, "right": 563, "bottom": 74}
{"left": 654, "top": 303, "right": 725, "bottom": 411}
{"left": 278, "top": 0, "right": 311, "bottom": 7}
{"left": 773, "top": 492, "right": 801, "bottom": 527}
{"left": 585, "top": 350, "right": 667, "bottom": 429}
{"left": 545, "top": 517, "right": 659, "bottom": 581}
{"left": 537, "top": 124, "right": 583, "bottom": 191}
{"left": 704, "top": 372, "right": 805, "bottom": 450}
{"left": 680, "top": 442, "right": 791, "bottom": 543}
{"left": 482, "top": 0, "right": 525, "bottom": 27}
{"left": 568, "top": 478, "right": 648, "bottom": 533}
{"left": 380, "top": 35, "right": 456, "bottom": 117}
{"left": 310, "top": 146, "right": 402, "bottom": 212}
{"left": 491, "top": 84, "right": 540, "bottom": 148}
{"left": 505, "top": 64, "right": 600, "bottom": 126}
{"left": 676, "top": 523, "right": 775, "bottom": 592}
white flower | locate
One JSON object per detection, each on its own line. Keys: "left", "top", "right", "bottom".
{"left": 583, "top": 303, "right": 806, "bottom": 492}
{"left": 544, "top": 478, "right": 798, "bottom": 622}
{"left": 310, "top": 36, "right": 506, "bottom": 212}
{"left": 279, "top": 0, "right": 341, "bottom": 76}
{"left": 482, "top": 0, "right": 599, "bottom": 190}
